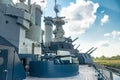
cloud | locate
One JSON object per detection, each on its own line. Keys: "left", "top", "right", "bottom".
{"left": 101, "top": 14, "right": 109, "bottom": 25}
{"left": 104, "top": 33, "right": 110, "bottom": 37}
{"left": 93, "top": 42, "right": 120, "bottom": 57}
{"left": 119, "top": 38, "right": 120, "bottom": 40}
{"left": 104, "top": 30, "right": 120, "bottom": 40}
{"left": 97, "top": 40, "right": 110, "bottom": 47}
{"left": 60, "top": 0, "right": 99, "bottom": 36}
{"left": 112, "top": 30, "right": 120, "bottom": 38}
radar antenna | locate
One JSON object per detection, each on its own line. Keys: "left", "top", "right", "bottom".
{"left": 54, "top": 0, "right": 59, "bottom": 17}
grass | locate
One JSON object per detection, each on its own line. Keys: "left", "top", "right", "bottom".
{"left": 93, "top": 59, "right": 120, "bottom": 69}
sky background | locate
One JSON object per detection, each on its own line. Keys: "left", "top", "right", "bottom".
{"left": 13, "top": 0, "right": 120, "bottom": 57}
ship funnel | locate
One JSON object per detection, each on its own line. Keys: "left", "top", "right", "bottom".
{"left": 85, "top": 47, "right": 94, "bottom": 54}
{"left": 44, "top": 17, "right": 53, "bottom": 47}
{"left": 0, "top": 0, "right": 12, "bottom": 4}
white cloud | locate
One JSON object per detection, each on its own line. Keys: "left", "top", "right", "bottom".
{"left": 93, "top": 42, "right": 120, "bottom": 57}
{"left": 104, "top": 30, "right": 120, "bottom": 40}
{"left": 60, "top": 0, "right": 99, "bottom": 37}
{"left": 101, "top": 14, "right": 109, "bottom": 25}
{"left": 104, "top": 33, "right": 110, "bottom": 37}
{"left": 112, "top": 30, "right": 120, "bottom": 38}
{"left": 97, "top": 40, "right": 110, "bottom": 47}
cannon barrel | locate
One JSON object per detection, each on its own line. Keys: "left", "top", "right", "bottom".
{"left": 85, "top": 47, "right": 94, "bottom": 53}
{"left": 76, "top": 44, "right": 80, "bottom": 49}
{"left": 72, "top": 37, "right": 79, "bottom": 43}
{"left": 73, "top": 44, "right": 76, "bottom": 47}
{"left": 88, "top": 48, "right": 97, "bottom": 55}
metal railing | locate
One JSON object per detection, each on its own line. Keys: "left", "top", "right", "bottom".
{"left": 94, "top": 62, "right": 114, "bottom": 80}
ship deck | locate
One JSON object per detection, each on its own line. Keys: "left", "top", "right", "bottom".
{"left": 26, "top": 65, "right": 98, "bottom": 80}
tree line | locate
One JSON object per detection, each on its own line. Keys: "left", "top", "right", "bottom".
{"left": 94, "top": 55, "right": 120, "bottom": 60}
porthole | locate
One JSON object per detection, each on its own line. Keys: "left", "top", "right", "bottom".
{"left": 0, "top": 57, "right": 4, "bottom": 66}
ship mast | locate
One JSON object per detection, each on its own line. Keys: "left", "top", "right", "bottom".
{"left": 54, "top": 0, "right": 59, "bottom": 17}
{"left": 53, "top": 0, "right": 65, "bottom": 42}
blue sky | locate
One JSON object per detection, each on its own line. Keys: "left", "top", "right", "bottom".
{"left": 43, "top": 0, "right": 120, "bottom": 57}
{"left": 13, "top": 0, "right": 120, "bottom": 57}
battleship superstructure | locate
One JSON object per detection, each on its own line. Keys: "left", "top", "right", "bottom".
{"left": 29, "top": 0, "right": 79, "bottom": 77}
{"left": 0, "top": 0, "right": 117, "bottom": 80}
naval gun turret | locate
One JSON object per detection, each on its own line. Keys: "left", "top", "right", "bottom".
{"left": 86, "top": 47, "right": 97, "bottom": 64}
{"left": 76, "top": 47, "right": 97, "bottom": 65}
